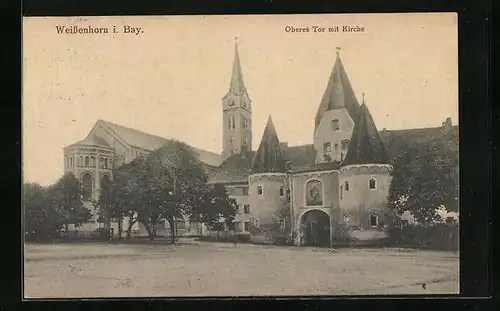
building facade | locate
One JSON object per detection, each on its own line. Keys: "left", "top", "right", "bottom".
{"left": 64, "top": 42, "right": 457, "bottom": 245}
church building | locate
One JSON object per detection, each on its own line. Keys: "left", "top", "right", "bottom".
{"left": 63, "top": 42, "right": 456, "bottom": 246}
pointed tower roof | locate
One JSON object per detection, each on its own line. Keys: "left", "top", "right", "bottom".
{"left": 315, "top": 48, "right": 361, "bottom": 132}
{"left": 343, "top": 100, "right": 388, "bottom": 166}
{"left": 250, "top": 116, "right": 287, "bottom": 174}
{"left": 229, "top": 38, "right": 246, "bottom": 95}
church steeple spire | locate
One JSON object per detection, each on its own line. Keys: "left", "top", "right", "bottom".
{"left": 222, "top": 39, "right": 252, "bottom": 161}
{"left": 229, "top": 38, "right": 246, "bottom": 95}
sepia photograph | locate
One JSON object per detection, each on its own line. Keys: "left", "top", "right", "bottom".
{"left": 22, "top": 13, "right": 459, "bottom": 298}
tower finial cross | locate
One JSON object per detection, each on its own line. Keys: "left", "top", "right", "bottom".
{"left": 235, "top": 36, "right": 238, "bottom": 44}
{"left": 362, "top": 92, "right": 365, "bottom": 102}
{"left": 336, "top": 46, "right": 341, "bottom": 56}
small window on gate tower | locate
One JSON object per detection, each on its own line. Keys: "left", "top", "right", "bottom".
{"left": 257, "top": 185, "right": 263, "bottom": 195}
{"left": 332, "top": 119, "right": 340, "bottom": 131}
{"left": 370, "top": 214, "right": 379, "bottom": 227}
{"left": 369, "top": 178, "right": 377, "bottom": 190}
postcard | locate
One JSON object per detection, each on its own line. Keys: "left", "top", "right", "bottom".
{"left": 23, "top": 13, "right": 459, "bottom": 298}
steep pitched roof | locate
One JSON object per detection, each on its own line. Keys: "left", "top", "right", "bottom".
{"left": 208, "top": 144, "right": 316, "bottom": 183}
{"left": 229, "top": 41, "right": 246, "bottom": 95}
{"left": 343, "top": 103, "right": 388, "bottom": 165}
{"left": 250, "top": 116, "right": 287, "bottom": 174}
{"left": 208, "top": 124, "right": 458, "bottom": 184}
{"left": 315, "top": 51, "right": 361, "bottom": 132}
{"left": 100, "top": 120, "right": 169, "bottom": 151}
{"left": 96, "top": 120, "right": 222, "bottom": 167}
{"left": 380, "top": 125, "right": 459, "bottom": 160}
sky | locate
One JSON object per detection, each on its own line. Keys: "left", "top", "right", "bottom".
{"left": 23, "top": 13, "right": 458, "bottom": 186}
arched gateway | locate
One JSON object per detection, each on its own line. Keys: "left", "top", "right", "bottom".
{"left": 300, "top": 210, "right": 330, "bottom": 247}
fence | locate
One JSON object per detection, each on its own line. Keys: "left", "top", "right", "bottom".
{"left": 198, "top": 231, "right": 251, "bottom": 243}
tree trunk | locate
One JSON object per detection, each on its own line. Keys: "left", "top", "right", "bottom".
{"left": 168, "top": 218, "right": 176, "bottom": 244}
{"left": 175, "top": 218, "right": 179, "bottom": 242}
{"left": 126, "top": 217, "right": 138, "bottom": 240}
{"left": 117, "top": 216, "right": 123, "bottom": 240}
{"left": 65, "top": 223, "right": 69, "bottom": 238}
{"left": 143, "top": 223, "right": 155, "bottom": 241}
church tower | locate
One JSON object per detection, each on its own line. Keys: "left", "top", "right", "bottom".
{"left": 222, "top": 39, "right": 252, "bottom": 161}
{"left": 313, "top": 48, "right": 361, "bottom": 164}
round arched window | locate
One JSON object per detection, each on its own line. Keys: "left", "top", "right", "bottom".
{"left": 369, "top": 178, "right": 377, "bottom": 190}
{"left": 81, "top": 173, "right": 93, "bottom": 201}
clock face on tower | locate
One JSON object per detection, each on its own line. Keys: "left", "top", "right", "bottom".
{"left": 229, "top": 100, "right": 235, "bottom": 107}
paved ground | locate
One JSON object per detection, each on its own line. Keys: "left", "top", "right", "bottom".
{"left": 24, "top": 239, "right": 459, "bottom": 298}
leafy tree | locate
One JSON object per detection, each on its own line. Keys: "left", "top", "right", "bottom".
{"left": 24, "top": 183, "right": 60, "bottom": 241}
{"left": 111, "top": 140, "right": 238, "bottom": 244}
{"left": 50, "top": 172, "right": 91, "bottom": 236}
{"left": 121, "top": 155, "right": 165, "bottom": 241}
{"left": 149, "top": 140, "right": 218, "bottom": 243}
{"left": 93, "top": 171, "right": 130, "bottom": 240}
{"left": 388, "top": 132, "right": 459, "bottom": 224}
{"left": 200, "top": 184, "right": 237, "bottom": 240}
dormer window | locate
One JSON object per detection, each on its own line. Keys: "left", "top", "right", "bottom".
{"left": 332, "top": 119, "right": 340, "bottom": 131}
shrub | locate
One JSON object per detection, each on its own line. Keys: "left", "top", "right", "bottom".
{"left": 389, "top": 223, "right": 458, "bottom": 250}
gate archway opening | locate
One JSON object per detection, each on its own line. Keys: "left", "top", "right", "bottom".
{"left": 301, "top": 210, "right": 330, "bottom": 247}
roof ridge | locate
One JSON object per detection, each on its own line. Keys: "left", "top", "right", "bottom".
{"left": 100, "top": 119, "right": 171, "bottom": 142}
{"left": 99, "top": 119, "right": 221, "bottom": 157}
{"left": 381, "top": 125, "right": 458, "bottom": 132}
